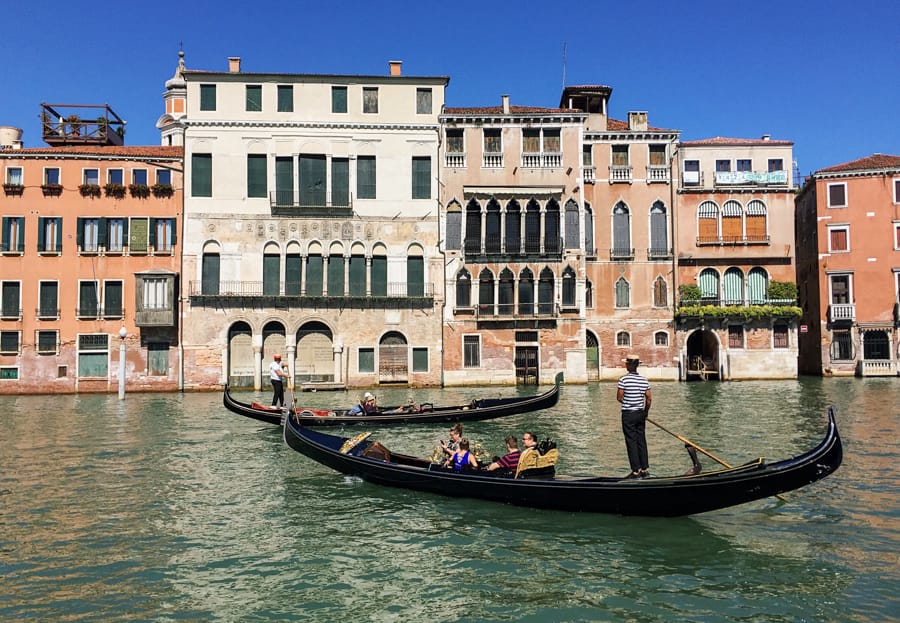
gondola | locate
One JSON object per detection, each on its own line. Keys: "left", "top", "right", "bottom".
{"left": 223, "top": 372, "right": 563, "bottom": 427}
{"left": 282, "top": 406, "right": 843, "bottom": 517}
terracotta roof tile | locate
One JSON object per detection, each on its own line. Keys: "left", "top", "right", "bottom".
{"left": 443, "top": 105, "right": 580, "bottom": 115}
{"left": 816, "top": 153, "right": 900, "bottom": 173}
{"left": 0, "top": 145, "right": 183, "bottom": 158}
{"left": 606, "top": 118, "right": 672, "bottom": 132}
{"left": 679, "top": 136, "right": 793, "bottom": 147}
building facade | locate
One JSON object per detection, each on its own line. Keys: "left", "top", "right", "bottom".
{"left": 673, "top": 137, "right": 799, "bottom": 380}
{"left": 178, "top": 57, "right": 448, "bottom": 390}
{"left": 795, "top": 154, "right": 900, "bottom": 377}
{"left": 0, "top": 116, "right": 182, "bottom": 394}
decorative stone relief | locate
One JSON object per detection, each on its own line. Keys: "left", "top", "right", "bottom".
{"left": 341, "top": 222, "right": 353, "bottom": 239}
{"left": 208, "top": 224, "right": 216, "bottom": 232}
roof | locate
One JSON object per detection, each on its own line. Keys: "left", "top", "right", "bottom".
{"left": 182, "top": 69, "right": 450, "bottom": 85}
{"left": 679, "top": 136, "right": 793, "bottom": 147}
{"left": 815, "top": 153, "right": 900, "bottom": 174}
{"left": 443, "top": 105, "right": 581, "bottom": 115}
{"left": 0, "top": 145, "right": 183, "bottom": 158}
{"left": 606, "top": 118, "right": 674, "bottom": 133}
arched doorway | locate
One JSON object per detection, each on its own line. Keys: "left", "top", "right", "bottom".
{"left": 227, "top": 321, "right": 253, "bottom": 387}
{"left": 296, "top": 321, "right": 334, "bottom": 383}
{"left": 379, "top": 331, "right": 408, "bottom": 384}
{"left": 586, "top": 330, "right": 600, "bottom": 382}
{"left": 686, "top": 329, "right": 720, "bottom": 381}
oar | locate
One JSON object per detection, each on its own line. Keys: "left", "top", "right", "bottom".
{"left": 647, "top": 417, "right": 787, "bottom": 503}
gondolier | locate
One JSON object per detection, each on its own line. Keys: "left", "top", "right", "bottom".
{"left": 269, "top": 354, "right": 288, "bottom": 407}
{"left": 617, "top": 353, "right": 651, "bottom": 479}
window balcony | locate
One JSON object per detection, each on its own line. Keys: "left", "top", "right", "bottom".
{"left": 610, "top": 247, "right": 635, "bottom": 261}
{"left": 582, "top": 166, "right": 595, "bottom": 182}
{"left": 482, "top": 153, "right": 503, "bottom": 168}
{"left": 521, "top": 152, "right": 562, "bottom": 168}
{"left": 189, "top": 280, "right": 434, "bottom": 309}
{"left": 696, "top": 235, "right": 771, "bottom": 246}
{"left": 269, "top": 191, "right": 353, "bottom": 218}
{"left": 445, "top": 152, "right": 466, "bottom": 168}
{"left": 714, "top": 170, "right": 789, "bottom": 187}
{"left": 858, "top": 359, "right": 897, "bottom": 377}
{"left": 646, "top": 164, "right": 669, "bottom": 183}
{"left": 36, "top": 307, "right": 60, "bottom": 320}
{"left": 462, "top": 236, "right": 564, "bottom": 261}
{"left": 609, "top": 165, "right": 632, "bottom": 183}
{"left": 828, "top": 303, "right": 855, "bottom": 324}
{"left": 681, "top": 171, "right": 703, "bottom": 188}
{"left": 0, "top": 307, "right": 22, "bottom": 320}
{"left": 647, "top": 247, "right": 673, "bottom": 260}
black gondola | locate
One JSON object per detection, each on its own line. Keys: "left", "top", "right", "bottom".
{"left": 282, "top": 406, "right": 843, "bottom": 517}
{"left": 224, "top": 373, "right": 563, "bottom": 427}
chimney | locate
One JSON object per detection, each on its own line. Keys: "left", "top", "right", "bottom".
{"left": 628, "top": 111, "right": 648, "bottom": 131}
{"left": 228, "top": 56, "right": 241, "bottom": 73}
{"left": 502, "top": 94, "right": 510, "bottom": 114}
{"left": 0, "top": 126, "right": 24, "bottom": 149}
{"left": 389, "top": 60, "right": 402, "bottom": 76}
{"left": 761, "top": 134, "right": 771, "bottom": 141}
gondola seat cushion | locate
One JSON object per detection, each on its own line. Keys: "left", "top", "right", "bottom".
{"left": 515, "top": 447, "right": 559, "bottom": 478}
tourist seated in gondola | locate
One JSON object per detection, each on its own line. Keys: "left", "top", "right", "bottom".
{"left": 387, "top": 396, "right": 420, "bottom": 414}
{"left": 444, "top": 438, "right": 479, "bottom": 471}
{"left": 514, "top": 432, "right": 559, "bottom": 479}
{"left": 347, "top": 392, "right": 378, "bottom": 416}
{"left": 485, "top": 435, "right": 521, "bottom": 476}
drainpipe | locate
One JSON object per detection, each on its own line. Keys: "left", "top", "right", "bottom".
{"left": 436, "top": 109, "right": 446, "bottom": 387}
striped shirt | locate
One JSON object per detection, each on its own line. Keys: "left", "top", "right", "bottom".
{"left": 496, "top": 450, "right": 521, "bottom": 469}
{"left": 618, "top": 372, "right": 650, "bottom": 411}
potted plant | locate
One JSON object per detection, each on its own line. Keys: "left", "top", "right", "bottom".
{"left": 79, "top": 184, "right": 102, "bottom": 198}
{"left": 129, "top": 183, "right": 151, "bottom": 199}
{"left": 66, "top": 114, "right": 82, "bottom": 137}
{"left": 96, "top": 116, "right": 108, "bottom": 139}
{"left": 2, "top": 182, "right": 24, "bottom": 195}
{"left": 151, "top": 183, "right": 174, "bottom": 198}
{"left": 104, "top": 183, "right": 127, "bottom": 199}
{"left": 678, "top": 284, "right": 702, "bottom": 306}
{"left": 41, "top": 183, "right": 63, "bottom": 196}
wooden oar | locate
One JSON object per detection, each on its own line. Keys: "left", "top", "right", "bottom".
{"left": 647, "top": 417, "right": 787, "bottom": 502}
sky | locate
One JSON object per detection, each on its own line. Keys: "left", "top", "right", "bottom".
{"left": 2, "top": 0, "right": 897, "bottom": 178}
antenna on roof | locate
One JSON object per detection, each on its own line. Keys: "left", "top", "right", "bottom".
{"left": 562, "top": 42, "right": 567, "bottom": 89}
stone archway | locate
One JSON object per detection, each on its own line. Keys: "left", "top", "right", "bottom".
{"left": 296, "top": 321, "right": 334, "bottom": 383}
{"left": 686, "top": 329, "right": 720, "bottom": 381}
{"left": 379, "top": 331, "right": 408, "bottom": 384}
{"left": 227, "top": 321, "right": 253, "bottom": 387}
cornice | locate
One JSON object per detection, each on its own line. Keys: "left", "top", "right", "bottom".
{"left": 585, "top": 131, "right": 680, "bottom": 142}
{"left": 814, "top": 168, "right": 900, "bottom": 180}
{"left": 183, "top": 119, "right": 441, "bottom": 132}
{"left": 440, "top": 114, "right": 586, "bottom": 125}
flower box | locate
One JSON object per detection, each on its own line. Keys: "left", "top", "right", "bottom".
{"left": 2, "top": 183, "right": 24, "bottom": 195}
{"left": 79, "top": 184, "right": 102, "bottom": 198}
{"left": 151, "top": 183, "right": 174, "bottom": 198}
{"left": 129, "top": 183, "right": 151, "bottom": 199}
{"left": 104, "top": 183, "right": 127, "bottom": 199}
{"left": 41, "top": 183, "right": 63, "bottom": 196}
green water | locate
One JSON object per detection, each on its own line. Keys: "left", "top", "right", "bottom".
{"left": 0, "top": 378, "right": 897, "bottom": 622}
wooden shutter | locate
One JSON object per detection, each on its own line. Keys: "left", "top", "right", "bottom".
{"left": 263, "top": 254, "right": 280, "bottom": 295}
{"left": 327, "top": 255, "right": 344, "bottom": 296}
{"left": 349, "top": 255, "right": 365, "bottom": 294}
{"left": 407, "top": 256, "right": 424, "bottom": 297}
{"left": 371, "top": 255, "right": 387, "bottom": 296}
{"left": 285, "top": 254, "right": 301, "bottom": 295}
{"left": 299, "top": 155, "right": 326, "bottom": 206}
{"left": 331, "top": 158, "right": 349, "bottom": 207}
{"left": 275, "top": 157, "right": 293, "bottom": 205}
{"left": 192, "top": 154, "right": 212, "bottom": 197}
{"left": 201, "top": 254, "right": 220, "bottom": 295}
{"left": 305, "top": 255, "right": 323, "bottom": 296}
{"left": 104, "top": 281, "right": 122, "bottom": 316}
{"left": 247, "top": 155, "right": 267, "bottom": 198}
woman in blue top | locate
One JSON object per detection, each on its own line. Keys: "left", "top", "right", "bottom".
{"left": 446, "top": 438, "right": 478, "bottom": 471}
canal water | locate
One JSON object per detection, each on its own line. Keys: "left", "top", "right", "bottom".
{"left": 0, "top": 378, "right": 896, "bottom": 622}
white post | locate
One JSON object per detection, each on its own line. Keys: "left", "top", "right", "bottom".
{"left": 118, "top": 326, "right": 127, "bottom": 399}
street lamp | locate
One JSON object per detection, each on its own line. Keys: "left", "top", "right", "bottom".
{"left": 118, "top": 326, "right": 127, "bottom": 400}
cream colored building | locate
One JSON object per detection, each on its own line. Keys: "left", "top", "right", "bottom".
{"left": 176, "top": 57, "right": 448, "bottom": 390}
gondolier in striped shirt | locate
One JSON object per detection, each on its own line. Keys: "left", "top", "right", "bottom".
{"left": 617, "top": 353, "right": 652, "bottom": 479}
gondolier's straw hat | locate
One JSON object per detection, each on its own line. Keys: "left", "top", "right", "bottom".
{"left": 364, "top": 392, "right": 375, "bottom": 400}
{"left": 623, "top": 353, "right": 640, "bottom": 364}
{"left": 274, "top": 354, "right": 281, "bottom": 359}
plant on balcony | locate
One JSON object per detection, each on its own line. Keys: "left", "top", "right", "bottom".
{"left": 41, "top": 183, "right": 63, "bottom": 196}
{"left": 104, "top": 183, "right": 127, "bottom": 199}
{"left": 2, "top": 183, "right": 24, "bottom": 195}
{"left": 766, "top": 280, "right": 798, "bottom": 304}
{"left": 151, "top": 183, "right": 174, "bottom": 198}
{"left": 676, "top": 304, "right": 802, "bottom": 322}
{"left": 678, "top": 283, "right": 702, "bottom": 306}
{"left": 96, "top": 116, "right": 107, "bottom": 138}
{"left": 79, "top": 184, "right": 101, "bottom": 198}
{"left": 66, "top": 114, "right": 82, "bottom": 137}
{"left": 128, "top": 183, "right": 151, "bottom": 199}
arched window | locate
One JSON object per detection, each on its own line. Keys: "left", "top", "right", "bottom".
{"left": 612, "top": 201, "right": 631, "bottom": 257}
{"left": 584, "top": 203, "right": 594, "bottom": 256}
{"left": 538, "top": 267, "right": 554, "bottom": 314}
{"left": 723, "top": 267, "right": 744, "bottom": 305}
{"left": 525, "top": 199, "right": 541, "bottom": 253}
{"left": 722, "top": 200, "right": 743, "bottom": 243}
{"left": 748, "top": 267, "right": 768, "bottom": 304}
{"left": 445, "top": 201, "right": 461, "bottom": 250}
{"left": 263, "top": 242, "right": 281, "bottom": 296}
{"left": 348, "top": 242, "right": 366, "bottom": 296}
{"left": 498, "top": 268, "right": 514, "bottom": 315}
{"left": 406, "top": 244, "right": 424, "bottom": 297}
{"left": 371, "top": 244, "right": 387, "bottom": 297}
{"left": 653, "top": 275, "right": 668, "bottom": 308}
{"left": 585, "top": 279, "right": 593, "bottom": 309}
{"left": 306, "top": 242, "right": 323, "bottom": 296}
{"left": 562, "top": 266, "right": 576, "bottom": 307}
{"left": 518, "top": 267, "right": 534, "bottom": 315}
{"left": 545, "top": 199, "right": 560, "bottom": 253}
{"left": 478, "top": 268, "right": 494, "bottom": 316}
{"left": 564, "top": 199, "right": 580, "bottom": 249}
{"left": 201, "top": 243, "right": 220, "bottom": 295}
{"left": 615, "top": 277, "right": 630, "bottom": 308}
{"left": 485, "top": 199, "right": 501, "bottom": 253}
{"left": 649, "top": 201, "right": 668, "bottom": 257}
{"left": 616, "top": 331, "right": 631, "bottom": 347}
{"left": 746, "top": 200, "right": 767, "bottom": 242}
{"left": 505, "top": 200, "right": 521, "bottom": 254}
{"left": 455, "top": 268, "right": 471, "bottom": 308}
{"left": 286, "top": 241, "right": 302, "bottom": 295}
{"left": 698, "top": 201, "right": 719, "bottom": 243}
{"left": 655, "top": 331, "right": 669, "bottom": 346}
{"left": 464, "top": 199, "right": 481, "bottom": 254}
{"left": 698, "top": 268, "right": 720, "bottom": 303}
{"left": 327, "top": 242, "right": 345, "bottom": 297}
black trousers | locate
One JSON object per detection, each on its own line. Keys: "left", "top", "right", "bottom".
{"left": 621, "top": 409, "right": 649, "bottom": 472}
{"left": 271, "top": 379, "right": 284, "bottom": 406}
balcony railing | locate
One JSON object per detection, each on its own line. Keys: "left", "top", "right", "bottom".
{"left": 521, "top": 152, "right": 562, "bottom": 168}
{"left": 582, "top": 166, "right": 595, "bottom": 182}
{"left": 646, "top": 164, "right": 669, "bottom": 183}
{"left": 483, "top": 153, "right": 503, "bottom": 168}
{"left": 190, "top": 280, "right": 433, "bottom": 299}
{"left": 462, "top": 236, "right": 564, "bottom": 259}
{"left": 610, "top": 247, "right": 635, "bottom": 261}
{"left": 269, "top": 191, "right": 353, "bottom": 217}
{"left": 0, "top": 307, "right": 22, "bottom": 320}
{"left": 828, "top": 304, "right": 855, "bottom": 323}
{"left": 445, "top": 152, "right": 466, "bottom": 168}
{"left": 696, "top": 235, "right": 771, "bottom": 246}
{"left": 858, "top": 359, "right": 897, "bottom": 377}
{"left": 36, "top": 307, "right": 60, "bottom": 319}
{"left": 681, "top": 171, "right": 703, "bottom": 187}
{"left": 647, "top": 247, "right": 673, "bottom": 260}
{"left": 609, "top": 165, "right": 632, "bottom": 183}
{"left": 475, "top": 303, "right": 559, "bottom": 318}
{"left": 75, "top": 307, "right": 125, "bottom": 319}
{"left": 678, "top": 297, "right": 797, "bottom": 308}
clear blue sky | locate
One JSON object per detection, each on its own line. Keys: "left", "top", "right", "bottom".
{"left": 2, "top": 0, "right": 896, "bottom": 177}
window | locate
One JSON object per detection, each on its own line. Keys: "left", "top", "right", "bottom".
{"left": 737, "top": 159, "right": 752, "bottom": 172}
{"left": 148, "top": 343, "right": 170, "bottom": 376}
{"left": 748, "top": 267, "right": 768, "bottom": 304}
{"left": 446, "top": 203, "right": 461, "bottom": 251}
{"left": 564, "top": 200, "right": 580, "bottom": 249}
{"left": 653, "top": 276, "right": 668, "bottom": 307}
{"left": 699, "top": 268, "right": 720, "bottom": 302}
{"left": 683, "top": 160, "right": 700, "bottom": 186}
{"left": 649, "top": 201, "right": 668, "bottom": 256}
{"left": 446, "top": 129, "right": 464, "bottom": 154}
{"left": 332, "top": 86, "right": 348, "bottom": 113}
{"left": 498, "top": 269, "right": 514, "bottom": 314}
{"left": 156, "top": 169, "right": 172, "bottom": 186}
{"left": 582, "top": 144, "right": 593, "bottom": 166}
{"left": 768, "top": 159, "right": 783, "bottom": 172}
{"left": 412, "top": 157, "right": 430, "bottom": 199}
{"left": 698, "top": 201, "right": 718, "bottom": 242}
{"left": 200, "top": 84, "right": 216, "bottom": 111}
{"left": 277, "top": 85, "right": 293, "bottom": 112}
{"left": 246, "top": 85, "right": 262, "bottom": 111}
{"left": 894, "top": 179, "right": 900, "bottom": 204}
{"left": 363, "top": 87, "right": 378, "bottom": 113}
{"left": 151, "top": 218, "right": 176, "bottom": 252}
{"left": 506, "top": 200, "right": 521, "bottom": 254}
{"left": 830, "top": 330, "right": 854, "bottom": 361}
{"left": 728, "top": 325, "right": 744, "bottom": 348}
{"left": 143, "top": 277, "right": 169, "bottom": 309}
{"left": 616, "top": 331, "right": 630, "bottom": 347}
{"left": 562, "top": 267, "right": 576, "bottom": 307}
{"left": 106, "top": 217, "right": 126, "bottom": 253}
{"left": 612, "top": 145, "right": 629, "bottom": 166}
{"left": 371, "top": 252, "right": 387, "bottom": 296}
{"left": 746, "top": 200, "right": 768, "bottom": 241}
{"left": 585, "top": 279, "right": 593, "bottom": 309}
{"left": 0, "top": 367, "right": 18, "bottom": 380}
{"left": 863, "top": 330, "right": 890, "bottom": 360}
{"left": 83, "top": 168, "right": 99, "bottom": 185}
{"left": 247, "top": 154, "right": 267, "bottom": 198}
{"left": 44, "top": 167, "right": 60, "bottom": 185}
{"left": 132, "top": 169, "right": 148, "bottom": 186}
{"left": 357, "top": 156, "right": 376, "bottom": 199}
{"left": 0, "top": 331, "right": 19, "bottom": 354}
{"left": 332, "top": 158, "right": 349, "bottom": 207}
{"left": 103, "top": 281, "right": 123, "bottom": 318}
{"left": 77, "top": 217, "right": 101, "bottom": 253}
{"left": 538, "top": 268, "right": 554, "bottom": 314}
{"left": 615, "top": 277, "right": 630, "bottom": 308}
{"left": 827, "top": 183, "right": 847, "bottom": 208}
{"left": 829, "top": 274, "right": 852, "bottom": 305}
{"left": 773, "top": 324, "right": 789, "bottom": 349}
{"left": 463, "top": 335, "right": 481, "bottom": 368}
{"left": 37, "top": 217, "right": 62, "bottom": 253}
{"left": 518, "top": 268, "right": 534, "bottom": 315}
{"left": 38, "top": 282, "right": 58, "bottom": 318}
{"left": 286, "top": 253, "right": 302, "bottom": 295}
{"left": 36, "top": 330, "right": 58, "bottom": 354}
{"left": 721, "top": 201, "right": 743, "bottom": 243}
{"left": 655, "top": 331, "right": 669, "bottom": 346}
{"left": 264, "top": 251, "right": 281, "bottom": 296}
{"left": 584, "top": 204, "right": 594, "bottom": 255}
{"left": 358, "top": 348, "right": 375, "bottom": 373}
{"left": 649, "top": 144, "right": 666, "bottom": 165}
{"left": 407, "top": 252, "right": 424, "bottom": 297}
{"left": 828, "top": 225, "right": 849, "bottom": 252}
{"left": 305, "top": 252, "right": 323, "bottom": 296}
{"left": 478, "top": 269, "right": 494, "bottom": 315}
{"left": 416, "top": 88, "right": 432, "bottom": 114}
{"left": 107, "top": 168, "right": 124, "bottom": 185}
{"left": 412, "top": 347, "right": 428, "bottom": 372}
{"left": 299, "top": 154, "right": 326, "bottom": 206}
{"left": 723, "top": 268, "right": 744, "bottom": 305}
{"left": 1, "top": 282, "right": 20, "bottom": 318}
{"left": 612, "top": 202, "right": 631, "bottom": 257}
{"left": 78, "top": 281, "right": 99, "bottom": 317}
{"left": 483, "top": 129, "right": 501, "bottom": 153}
{"left": 77, "top": 334, "right": 109, "bottom": 378}
{"left": 895, "top": 223, "right": 900, "bottom": 250}
{"left": 5, "top": 166, "right": 22, "bottom": 185}
{"left": 202, "top": 252, "right": 220, "bottom": 295}
{"left": 192, "top": 154, "right": 212, "bottom": 197}
{"left": 327, "top": 252, "right": 344, "bottom": 297}
{"left": 715, "top": 159, "right": 731, "bottom": 172}
{"left": 129, "top": 217, "right": 149, "bottom": 254}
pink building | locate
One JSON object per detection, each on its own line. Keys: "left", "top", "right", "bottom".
{"left": 795, "top": 154, "right": 900, "bottom": 376}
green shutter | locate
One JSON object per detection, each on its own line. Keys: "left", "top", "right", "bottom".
{"left": 55, "top": 218, "right": 63, "bottom": 252}
{"left": 331, "top": 158, "right": 349, "bottom": 207}
{"left": 76, "top": 217, "right": 84, "bottom": 249}
{"left": 200, "top": 84, "right": 216, "bottom": 111}
{"left": 148, "top": 343, "right": 169, "bottom": 376}
{"left": 201, "top": 253, "right": 220, "bottom": 295}
{"left": 1, "top": 217, "right": 7, "bottom": 251}
{"left": 371, "top": 256, "right": 387, "bottom": 296}
{"left": 40, "top": 282, "right": 57, "bottom": 316}
{"left": 407, "top": 256, "right": 424, "bottom": 297}
{"left": 16, "top": 217, "right": 24, "bottom": 251}
{"left": 285, "top": 254, "right": 301, "bottom": 295}
{"left": 37, "top": 217, "right": 46, "bottom": 252}
{"left": 349, "top": 255, "right": 366, "bottom": 293}
{"left": 305, "top": 255, "right": 323, "bottom": 296}
{"left": 246, "top": 85, "right": 262, "bottom": 111}
{"left": 275, "top": 157, "right": 293, "bottom": 206}
{"left": 412, "top": 157, "right": 430, "bottom": 199}
{"left": 98, "top": 217, "right": 107, "bottom": 248}
{"left": 130, "top": 218, "right": 148, "bottom": 253}
{"left": 358, "top": 348, "right": 374, "bottom": 373}
{"left": 412, "top": 347, "right": 428, "bottom": 372}
{"left": 104, "top": 281, "right": 122, "bottom": 316}
{"left": 247, "top": 154, "right": 267, "bottom": 198}
{"left": 148, "top": 218, "right": 157, "bottom": 248}
{"left": 277, "top": 85, "right": 293, "bottom": 112}
{"left": 1, "top": 282, "right": 18, "bottom": 316}
{"left": 327, "top": 255, "right": 344, "bottom": 296}
{"left": 357, "top": 156, "right": 376, "bottom": 199}
{"left": 299, "top": 155, "right": 326, "bottom": 206}
{"left": 263, "top": 254, "right": 280, "bottom": 296}
{"left": 332, "top": 86, "right": 347, "bottom": 113}
{"left": 79, "top": 281, "right": 98, "bottom": 316}
{"left": 192, "top": 154, "right": 212, "bottom": 197}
